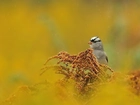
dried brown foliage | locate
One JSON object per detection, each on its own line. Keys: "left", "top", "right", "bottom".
{"left": 41, "top": 48, "right": 113, "bottom": 96}
{"left": 129, "top": 70, "right": 140, "bottom": 95}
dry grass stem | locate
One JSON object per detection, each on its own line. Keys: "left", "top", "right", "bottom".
{"left": 129, "top": 70, "right": 140, "bottom": 95}
{"left": 41, "top": 48, "right": 113, "bottom": 95}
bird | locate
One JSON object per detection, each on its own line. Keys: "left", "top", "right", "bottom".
{"left": 88, "top": 36, "right": 108, "bottom": 65}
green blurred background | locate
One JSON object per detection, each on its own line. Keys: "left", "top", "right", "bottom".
{"left": 0, "top": 0, "right": 140, "bottom": 102}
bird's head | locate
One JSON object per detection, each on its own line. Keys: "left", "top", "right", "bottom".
{"left": 88, "top": 36, "right": 104, "bottom": 50}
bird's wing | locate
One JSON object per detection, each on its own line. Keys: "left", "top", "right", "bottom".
{"left": 104, "top": 52, "right": 108, "bottom": 63}
{"left": 106, "top": 56, "right": 108, "bottom": 63}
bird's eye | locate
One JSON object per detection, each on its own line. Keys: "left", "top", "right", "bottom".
{"left": 90, "top": 39, "right": 94, "bottom": 42}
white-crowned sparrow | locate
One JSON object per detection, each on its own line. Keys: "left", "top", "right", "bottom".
{"left": 88, "top": 36, "right": 108, "bottom": 65}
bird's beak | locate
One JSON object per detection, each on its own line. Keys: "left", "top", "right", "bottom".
{"left": 88, "top": 41, "right": 92, "bottom": 45}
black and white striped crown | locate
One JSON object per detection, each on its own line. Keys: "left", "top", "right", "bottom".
{"left": 90, "top": 36, "right": 101, "bottom": 43}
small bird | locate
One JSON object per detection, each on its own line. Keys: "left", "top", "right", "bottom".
{"left": 88, "top": 36, "right": 108, "bottom": 65}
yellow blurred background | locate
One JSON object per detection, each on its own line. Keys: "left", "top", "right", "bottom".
{"left": 0, "top": 0, "right": 140, "bottom": 104}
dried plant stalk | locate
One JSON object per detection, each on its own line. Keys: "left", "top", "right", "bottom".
{"left": 129, "top": 70, "right": 140, "bottom": 95}
{"left": 41, "top": 48, "right": 113, "bottom": 95}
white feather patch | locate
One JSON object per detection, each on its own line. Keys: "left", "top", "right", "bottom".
{"left": 91, "top": 36, "right": 97, "bottom": 40}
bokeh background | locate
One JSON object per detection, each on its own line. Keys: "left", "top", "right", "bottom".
{"left": 0, "top": 0, "right": 140, "bottom": 104}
